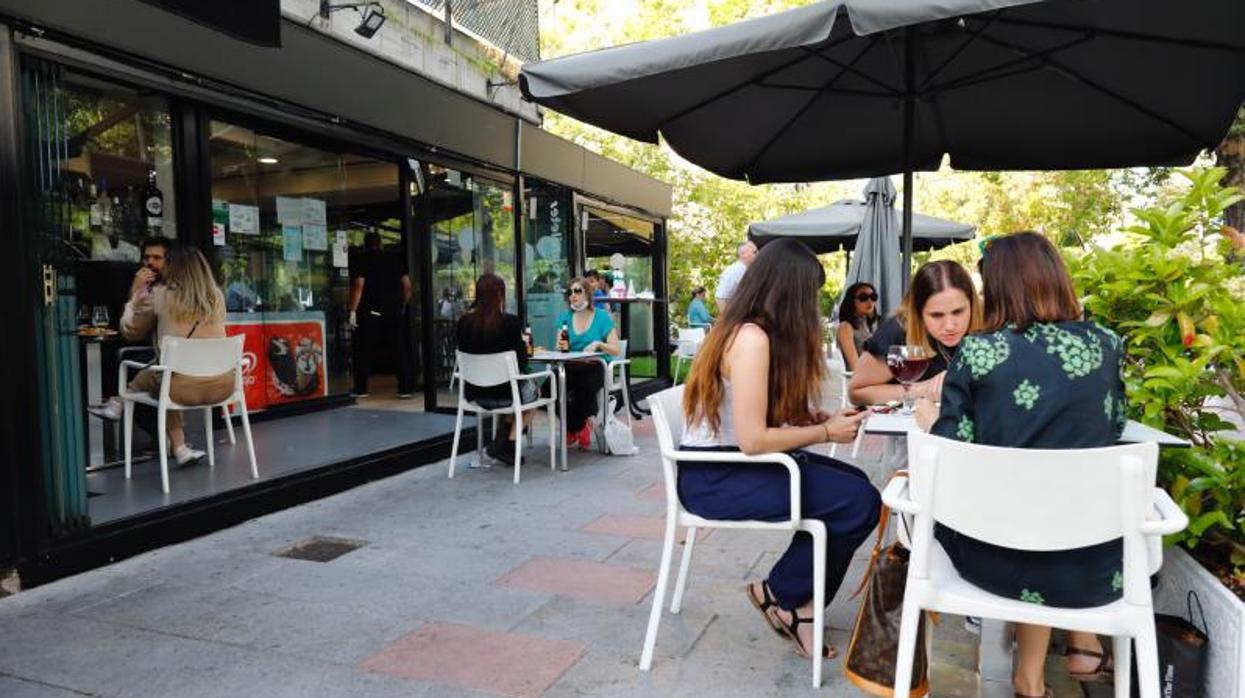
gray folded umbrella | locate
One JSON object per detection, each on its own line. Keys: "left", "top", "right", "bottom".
{"left": 521, "top": 0, "right": 1245, "bottom": 283}
{"left": 748, "top": 198, "right": 975, "bottom": 255}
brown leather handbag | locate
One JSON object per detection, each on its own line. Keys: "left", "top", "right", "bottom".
{"left": 843, "top": 477, "right": 930, "bottom": 697}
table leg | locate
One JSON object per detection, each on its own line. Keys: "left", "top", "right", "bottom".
{"left": 558, "top": 364, "right": 568, "bottom": 471}
{"left": 86, "top": 342, "right": 103, "bottom": 467}
{"left": 979, "top": 619, "right": 1014, "bottom": 687}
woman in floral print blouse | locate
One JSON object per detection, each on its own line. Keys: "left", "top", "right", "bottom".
{"left": 914, "top": 232, "right": 1127, "bottom": 698}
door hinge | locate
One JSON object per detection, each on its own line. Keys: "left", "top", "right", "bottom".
{"left": 42, "top": 264, "right": 55, "bottom": 306}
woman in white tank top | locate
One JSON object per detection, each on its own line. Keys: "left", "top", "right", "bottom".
{"left": 679, "top": 238, "right": 880, "bottom": 661}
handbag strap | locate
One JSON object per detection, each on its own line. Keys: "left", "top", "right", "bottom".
{"left": 1187, "top": 590, "right": 1208, "bottom": 635}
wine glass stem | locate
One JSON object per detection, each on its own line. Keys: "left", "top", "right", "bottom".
{"left": 901, "top": 383, "right": 915, "bottom": 414}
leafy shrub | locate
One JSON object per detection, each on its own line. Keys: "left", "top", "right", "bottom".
{"left": 1068, "top": 168, "right": 1245, "bottom": 568}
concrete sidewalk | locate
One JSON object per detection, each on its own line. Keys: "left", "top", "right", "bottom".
{"left": 0, "top": 398, "right": 1090, "bottom": 697}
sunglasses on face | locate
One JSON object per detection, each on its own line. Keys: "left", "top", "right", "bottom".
{"left": 569, "top": 287, "right": 586, "bottom": 295}
{"left": 855, "top": 292, "right": 879, "bottom": 302}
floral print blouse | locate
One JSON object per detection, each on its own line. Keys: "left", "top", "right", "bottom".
{"left": 929, "top": 321, "right": 1130, "bottom": 608}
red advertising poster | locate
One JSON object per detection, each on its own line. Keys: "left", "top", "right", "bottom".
{"left": 226, "top": 312, "right": 328, "bottom": 411}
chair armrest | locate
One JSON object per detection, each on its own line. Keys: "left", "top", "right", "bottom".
{"left": 667, "top": 449, "right": 803, "bottom": 525}
{"left": 515, "top": 369, "right": 556, "bottom": 400}
{"left": 880, "top": 474, "right": 921, "bottom": 514}
{"left": 117, "top": 346, "right": 155, "bottom": 359}
{"left": 1139, "top": 487, "right": 1189, "bottom": 536}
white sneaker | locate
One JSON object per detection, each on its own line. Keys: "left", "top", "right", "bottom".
{"left": 174, "top": 444, "right": 206, "bottom": 465}
{"left": 87, "top": 397, "right": 122, "bottom": 421}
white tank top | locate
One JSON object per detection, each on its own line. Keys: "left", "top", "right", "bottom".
{"left": 681, "top": 379, "right": 737, "bottom": 447}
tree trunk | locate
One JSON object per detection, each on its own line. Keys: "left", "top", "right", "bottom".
{"left": 1215, "top": 108, "right": 1245, "bottom": 232}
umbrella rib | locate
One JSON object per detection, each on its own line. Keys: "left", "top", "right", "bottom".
{"left": 741, "top": 37, "right": 884, "bottom": 178}
{"left": 923, "top": 34, "right": 1093, "bottom": 96}
{"left": 802, "top": 43, "right": 903, "bottom": 96}
{"left": 654, "top": 33, "right": 860, "bottom": 134}
{"left": 916, "top": 10, "right": 1003, "bottom": 93}
{"left": 756, "top": 83, "right": 893, "bottom": 98}
{"left": 987, "top": 16, "right": 1245, "bottom": 54}
{"left": 973, "top": 33, "right": 1213, "bottom": 147}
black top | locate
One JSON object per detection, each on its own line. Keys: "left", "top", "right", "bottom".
{"left": 861, "top": 315, "right": 954, "bottom": 381}
{"left": 350, "top": 250, "right": 405, "bottom": 314}
{"left": 930, "top": 321, "right": 1128, "bottom": 608}
{"left": 455, "top": 312, "right": 528, "bottom": 402}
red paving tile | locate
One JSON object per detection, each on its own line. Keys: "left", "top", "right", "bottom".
{"left": 360, "top": 621, "right": 585, "bottom": 698}
{"left": 495, "top": 556, "right": 655, "bottom": 604}
{"left": 636, "top": 482, "right": 666, "bottom": 500}
{"left": 581, "top": 514, "right": 709, "bottom": 543}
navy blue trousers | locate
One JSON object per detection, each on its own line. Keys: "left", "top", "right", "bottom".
{"left": 678, "top": 448, "right": 881, "bottom": 611}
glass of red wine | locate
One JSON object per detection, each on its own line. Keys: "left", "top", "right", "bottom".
{"left": 887, "top": 344, "right": 934, "bottom": 414}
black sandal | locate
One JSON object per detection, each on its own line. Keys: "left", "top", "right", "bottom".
{"left": 773, "top": 606, "right": 835, "bottom": 659}
{"left": 1066, "top": 646, "right": 1113, "bottom": 682}
{"left": 746, "top": 582, "right": 785, "bottom": 635}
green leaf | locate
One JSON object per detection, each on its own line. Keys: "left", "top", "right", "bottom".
{"left": 1189, "top": 511, "right": 1232, "bottom": 537}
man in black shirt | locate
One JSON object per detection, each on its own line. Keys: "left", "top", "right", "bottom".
{"left": 349, "top": 232, "right": 414, "bottom": 397}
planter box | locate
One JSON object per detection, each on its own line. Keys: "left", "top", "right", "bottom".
{"left": 1153, "top": 546, "right": 1245, "bottom": 698}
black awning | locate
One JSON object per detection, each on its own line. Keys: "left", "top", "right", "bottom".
{"left": 137, "top": 0, "right": 280, "bottom": 47}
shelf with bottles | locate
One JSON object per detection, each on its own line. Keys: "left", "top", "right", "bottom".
{"left": 56, "top": 152, "right": 168, "bottom": 262}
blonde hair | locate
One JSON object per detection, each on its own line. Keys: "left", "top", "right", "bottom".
{"left": 163, "top": 245, "right": 224, "bottom": 324}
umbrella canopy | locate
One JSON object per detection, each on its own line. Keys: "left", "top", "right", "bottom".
{"left": 748, "top": 190, "right": 975, "bottom": 255}
{"left": 521, "top": 0, "right": 1245, "bottom": 282}
{"left": 844, "top": 177, "right": 903, "bottom": 318}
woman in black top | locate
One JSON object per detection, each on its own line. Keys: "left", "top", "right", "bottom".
{"left": 848, "top": 261, "right": 980, "bottom": 406}
{"left": 915, "top": 232, "right": 1127, "bottom": 698}
{"left": 456, "top": 273, "right": 538, "bottom": 462}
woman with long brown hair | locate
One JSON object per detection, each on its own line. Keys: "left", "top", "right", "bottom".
{"left": 915, "top": 232, "right": 1127, "bottom": 698}
{"left": 680, "top": 238, "right": 880, "bottom": 660}
{"left": 848, "top": 260, "right": 980, "bottom": 406}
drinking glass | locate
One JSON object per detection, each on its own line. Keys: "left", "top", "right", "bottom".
{"left": 92, "top": 306, "right": 110, "bottom": 330}
{"left": 77, "top": 304, "right": 92, "bottom": 329}
{"left": 886, "top": 344, "right": 934, "bottom": 413}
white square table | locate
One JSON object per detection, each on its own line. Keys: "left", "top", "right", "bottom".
{"left": 530, "top": 350, "right": 609, "bottom": 470}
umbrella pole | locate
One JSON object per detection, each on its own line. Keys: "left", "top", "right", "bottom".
{"left": 901, "top": 27, "right": 915, "bottom": 293}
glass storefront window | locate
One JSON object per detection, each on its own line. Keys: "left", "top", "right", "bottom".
{"left": 209, "top": 120, "right": 405, "bottom": 408}
{"left": 581, "top": 204, "right": 659, "bottom": 376}
{"left": 426, "top": 165, "right": 517, "bottom": 405}
{"left": 523, "top": 180, "right": 572, "bottom": 348}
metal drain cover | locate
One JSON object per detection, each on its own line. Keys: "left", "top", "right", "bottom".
{"left": 274, "top": 536, "right": 368, "bottom": 562}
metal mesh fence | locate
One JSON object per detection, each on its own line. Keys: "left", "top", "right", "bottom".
{"left": 410, "top": 0, "right": 540, "bottom": 63}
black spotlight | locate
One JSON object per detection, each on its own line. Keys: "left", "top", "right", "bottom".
{"left": 318, "top": 1, "right": 387, "bottom": 39}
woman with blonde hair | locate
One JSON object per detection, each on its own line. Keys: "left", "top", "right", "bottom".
{"left": 680, "top": 238, "right": 880, "bottom": 660}
{"left": 119, "top": 244, "right": 233, "bottom": 465}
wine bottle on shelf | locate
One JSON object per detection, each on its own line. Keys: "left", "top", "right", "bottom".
{"left": 98, "top": 181, "right": 114, "bottom": 236}
{"left": 88, "top": 182, "right": 103, "bottom": 233}
{"left": 143, "top": 170, "right": 164, "bottom": 236}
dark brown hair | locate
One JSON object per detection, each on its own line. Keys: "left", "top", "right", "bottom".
{"left": 980, "top": 231, "right": 1081, "bottom": 331}
{"left": 684, "top": 238, "right": 824, "bottom": 433}
{"left": 900, "top": 260, "right": 981, "bottom": 353}
{"left": 466, "top": 273, "right": 506, "bottom": 331}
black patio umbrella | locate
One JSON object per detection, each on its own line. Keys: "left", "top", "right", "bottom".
{"left": 520, "top": 0, "right": 1245, "bottom": 285}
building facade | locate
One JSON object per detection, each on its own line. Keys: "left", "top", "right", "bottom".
{"left": 0, "top": 0, "right": 672, "bottom": 587}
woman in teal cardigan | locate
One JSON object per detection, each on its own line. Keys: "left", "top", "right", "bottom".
{"left": 687, "top": 286, "right": 713, "bottom": 327}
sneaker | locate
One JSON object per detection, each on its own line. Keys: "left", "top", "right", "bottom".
{"left": 486, "top": 437, "right": 521, "bottom": 466}
{"left": 87, "top": 397, "right": 122, "bottom": 421}
{"left": 577, "top": 418, "right": 595, "bottom": 450}
{"left": 963, "top": 616, "right": 981, "bottom": 636}
{"left": 173, "top": 444, "right": 206, "bottom": 466}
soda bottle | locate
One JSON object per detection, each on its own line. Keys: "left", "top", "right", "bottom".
{"left": 557, "top": 323, "right": 570, "bottom": 351}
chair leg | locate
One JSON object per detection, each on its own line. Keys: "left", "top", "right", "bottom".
{"left": 810, "top": 525, "right": 826, "bottom": 689}
{"left": 513, "top": 410, "right": 523, "bottom": 485}
{"left": 237, "top": 400, "right": 259, "bottom": 480}
{"left": 448, "top": 405, "right": 465, "bottom": 478}
{"left": 850, "top": 427, "right": 865, "bottom": 458}
{"left": 1134, "top": 622, "right": 1161, "bottom": 698}
{"left": 891, "top": 595, "right": 923, "bottom": 698}
{"left": 829, "top": 442, "right": 838, "bottom": 457}
{"left": 640, "top": 513, "right": 679, "bottom": 671}
{"left": 547, "top": 401, "right": 557, "bottom": 471}
{"left": 673, "top": 356, "right": 683, "bottom": 385}
{"left": 670, "top": 527, "right": 697, "bottom": 613}
{"left": 222, "top": 405, "right": 236, "bottom": 444}
{"left": 204, "top": 408, "right": 215, "bottom": 467}
{"left": 1114, "top": 634, "right": 1133, "bottom": 698}
{"left": 157, "top": 406, "right": 170, "bottom": 494}
{"left": 622, "top": 375, "right": 633, "bottom": 427}
{"left": 123, "top": 400, "right": 134, "bottom": 479}
{"left": 474, "top": 411, "right": 484, "bottom": 468}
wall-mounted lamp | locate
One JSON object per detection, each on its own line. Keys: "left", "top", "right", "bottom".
{"left": 319, "top": 1, "right": 387, "bottom": 39}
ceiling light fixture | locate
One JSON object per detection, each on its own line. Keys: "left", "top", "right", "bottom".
{"left": 258, "top": 156, "right": 279, "bottom": 164}
{"left": 319, "top": 1, "right": 387, "bottom": 39}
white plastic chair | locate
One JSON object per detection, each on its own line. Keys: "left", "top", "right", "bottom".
{"left": 118, "top": 335, "right": 258, "bottom": 494}
{"left": 603, "top": 339, "right": 633, "bottom": 426}
{"left": 640, "top": 385, "right": 827, "bottom": 688}
{"left": 448, "top": 350, "right": 557, "bottom": 484}
{"left": 883, "top": 431, "right": 1188, "bottom": 698}
{"left": 672, "top": 327, "right": 705, "bottom": 385}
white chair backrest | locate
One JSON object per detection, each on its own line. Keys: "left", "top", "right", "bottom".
{"left": 676, "top": 327, "right": 705, "bottom": 358}
{"left": 907, "top": 431, "right": 1157, "bottom": 552}
{"left": 160, "top": 336, "right": 243, "bottom": 378}
{"left": 649, "top": 386, "right": 686, "bottom": 501}
{"left": 456, "top": 350, "right": 519, "bottom": 388}
{"left": 619, "top": 338, "right": 629, "bottom": 358}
